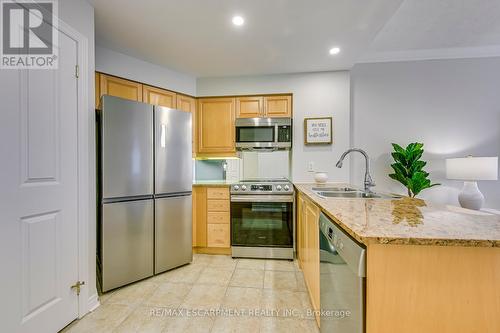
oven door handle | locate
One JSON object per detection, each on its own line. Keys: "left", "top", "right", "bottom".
{"left": 230, "top": 195, "right": 294, "bottom": 203}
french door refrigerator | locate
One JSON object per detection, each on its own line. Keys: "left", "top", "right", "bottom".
{"left": 98, "top": 95, "right": 192, "bottom": 292}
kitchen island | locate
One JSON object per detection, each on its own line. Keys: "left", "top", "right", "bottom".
{"left": 295, "top": 183, "right": 500, "bottom": 333}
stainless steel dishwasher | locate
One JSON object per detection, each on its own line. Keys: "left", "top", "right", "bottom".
{"left": 319, "top": 212, "right": 366, "bottom": 333}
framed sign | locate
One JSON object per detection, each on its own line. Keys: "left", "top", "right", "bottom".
{"left": 304, "top": 117, "right": 333, "bottom": 144}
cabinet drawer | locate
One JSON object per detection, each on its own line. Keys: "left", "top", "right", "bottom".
{"left": 207, "top": 211, "right": 230, "bottom": 224}
{"left": 207, "top": 199, "right": 230, "bottom": 212}
{"left": 207, "top": 187, "right": 229, "bottom": 200}
{"left": 207, "top": 224, "right": 230, "bottom": 248}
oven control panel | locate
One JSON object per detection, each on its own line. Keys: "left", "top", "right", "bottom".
{"left": 231, "top": 182, "right": 293, "bottom": 194}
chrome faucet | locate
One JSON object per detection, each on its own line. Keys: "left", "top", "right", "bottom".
{"left": 336, "top": 148, "right": 376, "bottom": 193}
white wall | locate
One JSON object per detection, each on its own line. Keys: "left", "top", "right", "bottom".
{"left": 197, "top": 72, "right": 351, "bottom": 182}
{"left": 96, "top": 46, "right": 196, "bottom": 96}
{"left": 60, "top": 0, "right": 97, "bottom": 310}
{"left": 351, "top": 58, "right": 500, "bottom": 208}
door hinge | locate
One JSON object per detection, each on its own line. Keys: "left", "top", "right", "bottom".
{"left": 75, "top": 65, "right": 79, "bottom": 78}
{"left": 70, "top": 281, "right": 85, "bottom": 296}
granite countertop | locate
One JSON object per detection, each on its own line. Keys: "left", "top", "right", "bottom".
{"left": 192, "top": 180, "right": 234, "bottom": 186}
{"left": 295, "top": 183, "right": 500, "bottom": 247}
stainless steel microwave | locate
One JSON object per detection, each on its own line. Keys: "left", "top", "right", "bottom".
{"left": 235, "top": 118, "right": 292, "bottom": 151}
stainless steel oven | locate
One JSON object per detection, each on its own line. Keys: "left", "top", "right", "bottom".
{"left": 230, "top": 179, "right": 294, "bottom": 259}
{"left": 235, "top": 118, "right": 292, "bottom": 151}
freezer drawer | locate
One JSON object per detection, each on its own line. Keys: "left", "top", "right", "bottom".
{"left": 101, "top": 96, "right": 153, "bottom": 199}
{"left": 155, "top": 195, "right": 192, "bottom": 274}
{"left": 155, "top": 106, "right": 192, "bottom": 194}
{"left": 101, "top": 200, "right": 154, "bottom": 292}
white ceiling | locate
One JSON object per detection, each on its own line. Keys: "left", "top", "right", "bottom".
{"left": 360, "top": 0, "right": 500, "bottom": 62}
{"left": 91, "top": 0, "right": 500, "bottom": 77}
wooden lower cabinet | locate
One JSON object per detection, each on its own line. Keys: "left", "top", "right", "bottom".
{"left": 297, "top": 192, "right": 320, "bottom": 326}
{"left": 207, "top": 224, "right": 230, "bottom": 248}
{"left": 192, "top": 186, "right": 207, "bottom": 247}
{"left": 192, "top": 186, "right": 231, "bottom": 251}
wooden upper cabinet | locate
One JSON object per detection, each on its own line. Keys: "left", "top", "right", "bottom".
{"left": 100, "top": 74, "right": 143, "bottom": 102}
{"left": 264, "top": 95, "right": 292, "bottom": 117}
{"left": 176, "top": 94, "right": 196, "bottom": 113}
{"left": 95, "top": 72, "right": 101, "bottom": 109}
{"left": 197, "top": 98, "right": 235, "bottom": 154}
{"left": 143, "top": 85, "right": 176, "bottom": 108}
{"left": 236, "top": 96, "right": 264, "bottom": 118}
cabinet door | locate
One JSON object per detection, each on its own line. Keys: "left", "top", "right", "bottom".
{"left": 177, "top": 94, "right": 196, "bottom": 113}
{"left": 100, "top": 74, "right": 143, "bottom": 102}
{"left": 207, "top": 224, "right": 230, "bottom": 248}
{"left": 305, "top": 199, "right": 320, "bottom": 325}
{"left": 192, "top": 186, "right": 207, "bottom": 247}
{"left": 143, "top": 85, "right": 176, "bottom": 108}
{"left": 297, "top": 193, "right": 306, "bottom": 268}
{"left": 95, "top": 72, "right": 100, "bottom": 109}
{"left": 176, "top": 94, "right": 197, "bottom": 156}
{"left": 197, "top": 98, "right": 235, "bottom": 154}
{"left": 236, "top": 96, "right": 264, "bottom": 118}
{"left": 264, "top": 95, "right": 292, "bottom": 117}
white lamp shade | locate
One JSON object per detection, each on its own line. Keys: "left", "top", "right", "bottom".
{"left": 446, "top": 156, "right": 498, "bottom": 181}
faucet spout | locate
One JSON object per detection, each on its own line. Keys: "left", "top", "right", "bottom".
{"left": 336, "top": 148, "right": 375, "bottom": 193}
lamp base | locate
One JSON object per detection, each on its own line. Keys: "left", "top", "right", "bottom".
{"left": 458, "top": 181, "right": 484, "bottom": 210}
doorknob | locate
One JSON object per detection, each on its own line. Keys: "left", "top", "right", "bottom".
{"left": 71, "top": 281, "right": 85, "bottom": 296}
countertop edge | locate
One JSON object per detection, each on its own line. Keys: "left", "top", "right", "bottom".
{"left": 294, "top": 184, "right": 500, "bottom": 248}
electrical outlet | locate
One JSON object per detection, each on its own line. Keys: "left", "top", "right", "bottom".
{"left": 308, "top": 161, "right": 314, "bottom": 172}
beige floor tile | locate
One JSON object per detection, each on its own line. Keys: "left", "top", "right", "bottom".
{"left": 106, "top": 281, "right": 159, "bottom": 307}
{"left": 260, "top": 316, "right": 319, "bottom": 333}
{"left": 196, "top": 267, "right": 234, "bottom": 286}
{"left": 264, "top": 271, "right": 297, "bottom": 290}
{"left": 114, "top": 306, "right": 169, "bottom": 333}
{"left": 208, "top": 255, "right": 237, "bottom": 270}
{"left": 229, "top": 269, "right": 264, "bottom": 289}
{"left": 295, "top": 271, "right": 307, "bottom": 292}
{"left": 63, "top": 303, "right": 133, "bottom": 333}
{"left": 143, "top": 282, "right": 193, "bottom": 308}
{"left": 211, "top": 315, "right": 261, "bottom": 333}
{"left": 181, "top": 285, "right": 227, "bottom": 310}
{"left": 293, "top": 260, "right": 302, "bottom": 271}
{"left": 221, "top": 287, "right": 263, "bottom": 311}
{"left": 192, "top": 254, "right": 214, "bottom": 264}
{"left": 155, "top": 263, "right": 206, "bottom": 284}
{"left": 97, "top": 290, "right": 115, "bottom": 304}
{"left": 261, "top": 289, "right": 314, "bottom": 319}
{"left": 236, "top": 258, "right": 266, "bottom": 270}
{"left": 162, "top": 315, "right": 214, "bottom": 333}
{"left": 265, "top": 260, "right": 296, "bottom": 272}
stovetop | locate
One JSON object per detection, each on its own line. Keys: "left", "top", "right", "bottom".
{"left": 230, "top": 178, "right": 293, "bottom": 194}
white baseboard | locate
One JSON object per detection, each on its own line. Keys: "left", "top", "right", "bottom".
{"left": 87, "top": 293, "right": 100, "bottom": 313}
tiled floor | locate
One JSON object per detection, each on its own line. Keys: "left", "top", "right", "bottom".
{"left": 62, "top": 255, "right": 318, "bottom": 333}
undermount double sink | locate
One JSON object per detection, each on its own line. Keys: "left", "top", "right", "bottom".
{"left": 312, "top": 187, "right": 400, "bottom": 199}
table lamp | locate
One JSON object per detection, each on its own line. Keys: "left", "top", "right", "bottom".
{"left": 446, "top": 156, "right": 498, "bottom": 210}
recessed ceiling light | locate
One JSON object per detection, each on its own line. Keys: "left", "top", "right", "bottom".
{"left": 232, "top": 16, "right": 244, "bottom": 26}
{"left": 329, "top": 47, "right": 340, "bottom": 55}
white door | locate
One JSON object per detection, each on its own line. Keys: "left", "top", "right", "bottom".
{"left": 0, "top": 30, "right": 80, "bottom": 332}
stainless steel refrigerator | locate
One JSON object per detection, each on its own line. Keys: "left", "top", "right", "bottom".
{"left": 98, "top": 95, "right": 192, "bottom": 292}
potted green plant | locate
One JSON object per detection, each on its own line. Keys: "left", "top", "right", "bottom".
{"left": 389, "top": 142, "right": 440, "bottom": 197}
